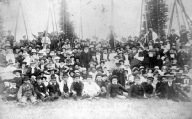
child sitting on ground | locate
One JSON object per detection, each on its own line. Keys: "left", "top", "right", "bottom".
{"left": 107, "top": 75, "right": 128, "bottom": 99}
{"left": 128, "top": 75, "right": 146, "bottom": 99}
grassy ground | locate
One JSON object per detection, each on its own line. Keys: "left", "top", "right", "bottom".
{"left": 0, "top": 97, "right": 192, "bottom": 119}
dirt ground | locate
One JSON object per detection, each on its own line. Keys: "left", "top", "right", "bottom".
{"left": 0, "top": 97, "right": 192, "bottom": 119}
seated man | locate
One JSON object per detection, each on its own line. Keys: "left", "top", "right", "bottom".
{"left": 2, "top": 82, "right": 18, "bottom": 102}
{"left": 47, "top": 76, "right": 60, "bottom": 101}
{"left": 128, "top": 75, "right": 146, "bottom": 99}
{"left": 165, "top": 73, "right": 191, "bottom": 102}
{"left": 60, "top": 75, "right": 70, "bottom": 99}
{"left": 17, "top": 76, "right": 38, "bottom": 106}
{"left": 70, "top": 73, "right": 84, "bottom": 100}
{"left": 82, "top": 75, "right": 101, "bottom": 100}
{"left": 141, "top": 77, "right": 154, "bottom": 98}
{"left": 34, "top": 77, "right": 49, "bottom": 102}
{"left": 12, "top": 69, "right": 23, "bottom": 89}
{"left": 95, "top": 73, "right": 109, "bottom": 97}
{"left": 107, "top": 75, "right": 128, "bottom": 99}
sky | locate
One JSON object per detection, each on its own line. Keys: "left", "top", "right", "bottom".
{"left": 0, "top": 0, "right": 192, "bottom": 41}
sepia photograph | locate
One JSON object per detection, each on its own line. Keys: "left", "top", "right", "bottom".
{"left": 0, "top": 0, "right": 192, "bottom": 119}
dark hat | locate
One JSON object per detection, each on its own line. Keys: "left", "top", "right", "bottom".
{"left": 115, "top": 62, "right": 121, "bottom": 66}
{"left": 147, "top": 77, "right": 154, "bottom": 82}
{"left": 47, "top": 55, "right": 52, "bottom": 58}
{"left": 42, "top": 76, "right": 47, "bottom": 79}
{"left": 96, "top": 73, "right": 103, "bottom": 77}
{"left": 131, "top": 46, "right": 137, "bottom": 50}
{"left": 87, "top": 75, "right": 93, "bottom": 78}
{"left": 13, "top": 69, "right": 22, "bottom": 74}
{"left": 21, "top": 62, "right": 27, "bottom": 65}
{"left": 48, "top": 68, "right": 57, "bottom": 72}
{"left": 63, "top": 75, "right": 69, "bottom": 78}
{"left": 59, "top": 59, "right": 64, "bottom": 63}
{"left": 51, "top": 75, "right": 56, "bottom": 80}
{"left": 23, "top": 76, "right": 30, "bottom": 81}
{"left": 132, "top": 67, "right": 139, "bottom": 72}
{"left": 114, "top": 55, "right": 120, "bottom": 58}
{"left": 36, "top": 76, "right": 42, "bottom": 80}
{"left": 111, "top": 75, "right": 118, "bottom": 80}
{"left": 119, "top": 59, "right": 124, "bottom": 63}
{"left": 162, "top": 72, "right": 175, "bottom": 79}
{"left": 74, "top": 73, "right": 81, "bottom": 78}
{"left": 102, "top": 74, "right": 107, "bottom": 77}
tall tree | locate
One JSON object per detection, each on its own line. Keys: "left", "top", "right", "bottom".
{"left": 143, "top": 0, "right": 168, "bottom": 36}
{"left": 59, "top": 0, "right": 77, "bottom": 41}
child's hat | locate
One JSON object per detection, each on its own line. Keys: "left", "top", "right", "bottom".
{"left": 13, "top": 69, "right": 22, "bottom": 74}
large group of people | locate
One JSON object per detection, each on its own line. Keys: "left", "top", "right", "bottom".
{"left": 0, "top": 25, "right": 192, "bottom": 107}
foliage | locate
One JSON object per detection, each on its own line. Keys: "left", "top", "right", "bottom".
{"left": 59, "top": 0, "right": 77, "bottom": 41}
{"left": 143, "top": 0, "right": 168, "bottom": 36}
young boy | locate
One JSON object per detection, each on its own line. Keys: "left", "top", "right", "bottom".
{"left": 70, "top": 74, "right": 84, "bottom": 100}
{"left": 12, "top": 69, "right": 23, "bottom": 89}
{"left": 47, "top": 76, "right": 60, "bottom": 101}
{"left": 141, "top": 77, "right": 154, "bottom": 98}
{"left": 107, "top": 75, "right": 128, "bottom": 99}
{"left": 17, "top": 76, "right": 38, "bottom": 106}
{"left": 60, "top": 75, "right": 70, "bottom": 99}
{"left": 128, "top": 75, "right": 145, "bottom": 99}
{"left": 34, "top": 77, "right": 49, "bottom": 102}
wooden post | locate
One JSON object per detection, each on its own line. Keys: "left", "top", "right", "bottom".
{"left": 139, "top": 0, "right": 144, "bottom": 36}
{"left": 21, "top": 3, "right": 29, "bottom": 40}
{"left": 168, "top": 0, "right": 176, "bottom": 35}
{"left": 14, "top": 1, "right": 21, "bottom": 42}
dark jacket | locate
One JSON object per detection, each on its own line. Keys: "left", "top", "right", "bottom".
{"left": 47, "top": 82, "right": 60, "bottom": 95}
{"left": 141, "top": 82, "right": 153, "bottom": 94}
{"left": 128, "top": 84, "right": 144, "bottom": 98}
{"left": 70, "top": 81, "right": 84, "bottom": 96}
{"left": 107, "top": 83, "right": 128, "bottom": 98}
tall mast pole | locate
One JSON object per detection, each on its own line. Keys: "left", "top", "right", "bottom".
{"left": 80, "top": 0, "right": 83, "bottom": 39}
{"left": 140, "top": 0, "right": 144, "bottom": 36}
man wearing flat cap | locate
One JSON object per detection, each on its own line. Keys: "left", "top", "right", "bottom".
{"left": 70, "top": 74, "right": 84, "bottom": 100}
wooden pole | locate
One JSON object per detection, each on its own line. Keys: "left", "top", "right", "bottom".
{"left": 178, "top": 0, "right": 192, "bottom": 33}
{"left": 168, "top": 0, "right": 176, "bottom": 35}
{"left": 175, "top": 3, "right": 181, "bottom": 31}
{"left": 80, "top": 0, "right": 83, "bottom": 39}
{"left": 14, "top": 1, "right": 21, "bottom": 42}
{"left": 139, "top": 0, "right": 144, "bottom": 36}
{"left": 21, "top": 3, "right": 29, "bottom": 40}
{"left": 144, "top": 0, "right": 148, "bottom": 42}
{"left": 51, "top": 0, "right": 58, "bottom": 35}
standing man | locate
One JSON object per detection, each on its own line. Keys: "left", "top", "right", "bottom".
{"left": 6, "top": 30, "right": 14, "bottom": 48}
{"left": 144, "top": 27, "right": 157, "bottom": 43}
{"left": 168, "top": 29, "right": 180, "bottom": 47}
{"left": 107, "top": 26, "right": 117, "bottom": 50}
{"left": 180, "top": 25, "right": 190, "bottom": 45}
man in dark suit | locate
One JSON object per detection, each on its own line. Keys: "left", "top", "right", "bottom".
{"left": 26, "top": 62, "right": 41, "bottom": 77}
{"left": 168, "top": 29, "right": 180, "bottom": 46}
{"left": 80, "top": 46, "right": 92, "bottom": 70}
